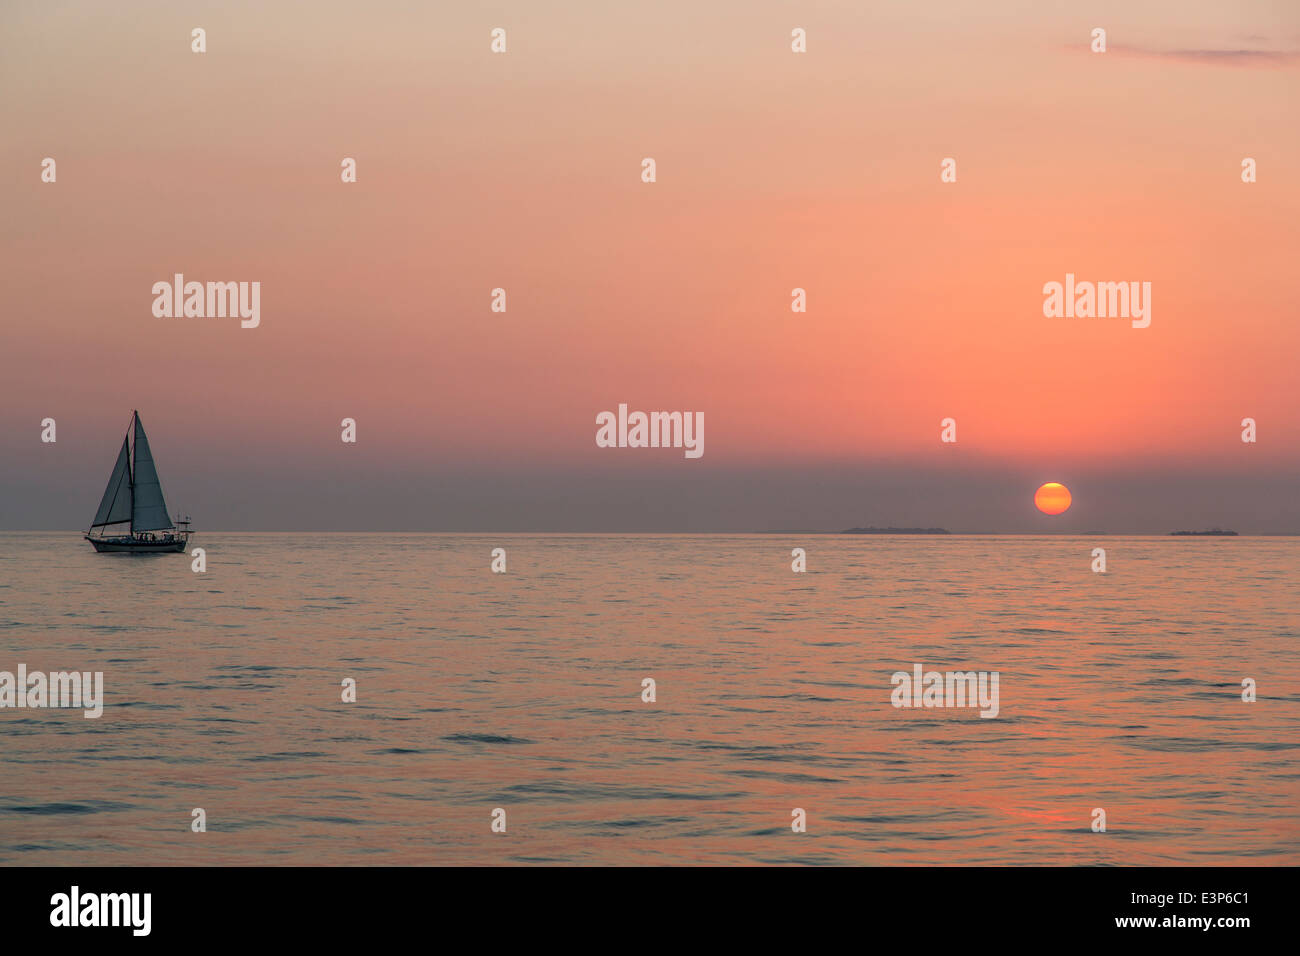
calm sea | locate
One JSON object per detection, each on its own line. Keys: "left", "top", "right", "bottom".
{"left": 1, "top": 533, "right": 1296, "bottom": 865}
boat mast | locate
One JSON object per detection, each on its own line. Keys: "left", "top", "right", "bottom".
{"left": 128, "top": 410, "right": 137, "bottom": 534}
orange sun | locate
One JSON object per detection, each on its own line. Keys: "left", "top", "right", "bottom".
{"left": 1034, "top": 482, "right": 1072, "bottom": 515}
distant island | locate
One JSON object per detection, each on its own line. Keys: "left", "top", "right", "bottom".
{"left": 1170, "top": 528, "right": 1238, "bottom": 536}
{"left": 842, "top": 526, "right": 951, "bottom": 535}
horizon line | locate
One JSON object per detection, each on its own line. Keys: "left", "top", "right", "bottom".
{"left": 6, "top": 529, "right": 1299, "bottom": 537}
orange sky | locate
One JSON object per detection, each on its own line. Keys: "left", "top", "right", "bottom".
{"left": 1, "top": 1, "right": 1297, "bottom": 530}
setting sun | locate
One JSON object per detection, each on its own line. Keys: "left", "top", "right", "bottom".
{"left": 1034, "top": 482, "right": 1072, "bottom": 515}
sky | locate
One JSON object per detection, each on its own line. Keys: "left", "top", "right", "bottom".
{"left": 1, "top": 0, "right": 1298, "bottom": 532}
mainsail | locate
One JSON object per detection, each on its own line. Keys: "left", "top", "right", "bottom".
{"left": 131, "top": 412, "right": 174, "bottom": 531}
{"left": 90, "top": 436, "right": 133, "bottom": 527}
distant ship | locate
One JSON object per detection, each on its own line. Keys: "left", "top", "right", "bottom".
{"left": 1169, "top": 528, "right": 1238, "bottom": 536}
{"left": 84, "top": 411, "right": 192, "bottom": 553}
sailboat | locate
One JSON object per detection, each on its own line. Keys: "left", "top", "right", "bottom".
{"left": 84, "top": 411, "right": 193, "bottom": 553}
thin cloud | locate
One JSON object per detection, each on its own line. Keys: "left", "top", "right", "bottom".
{"left": 1110, "top": 45, "right": 1300, "bottom": 67}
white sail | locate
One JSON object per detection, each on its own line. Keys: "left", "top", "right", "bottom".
{"left": 131, "top": 413, "right": 174, "bottom": 531}
{"left": 90, "top": 436, "right": 133, "bottom": 527}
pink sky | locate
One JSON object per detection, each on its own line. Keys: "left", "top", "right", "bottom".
{"left": 2, "top": 0, "right": 1297, "bottom": 530}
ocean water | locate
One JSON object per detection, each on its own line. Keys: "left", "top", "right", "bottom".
{"left": 0, "top": 532, "right": 1296, "bottom": 866}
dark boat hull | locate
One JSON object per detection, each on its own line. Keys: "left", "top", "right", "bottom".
{"left": 86, "top": 534, "right": 188, "bottom": 553}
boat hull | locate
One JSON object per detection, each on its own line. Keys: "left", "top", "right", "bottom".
{"left": 86, "top": 534, "right": 189, "bottom": 554}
